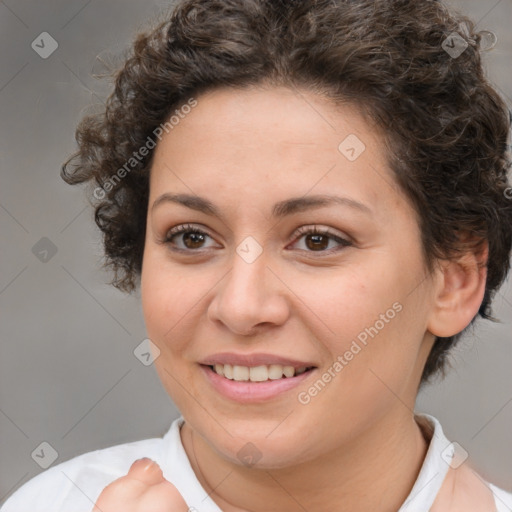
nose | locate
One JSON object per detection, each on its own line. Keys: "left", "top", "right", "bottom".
{"left": 207, "top": 250, "right": 290, "bottom": 336}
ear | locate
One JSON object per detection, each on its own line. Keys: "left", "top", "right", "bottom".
{"left": 427, "top": 240, "right": 488, "bottom": 338}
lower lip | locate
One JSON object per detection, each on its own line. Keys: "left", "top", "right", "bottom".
{"left": 200, "top": 365, "right": 316, "bottom": 403}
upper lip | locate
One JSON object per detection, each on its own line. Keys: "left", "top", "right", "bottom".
{"left": 200, "top": 353, "right": 317, "bottom": 369}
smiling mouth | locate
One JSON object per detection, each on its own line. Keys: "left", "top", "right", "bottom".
{"left": 206, "top": 363, "right": 316, "bottom": 382}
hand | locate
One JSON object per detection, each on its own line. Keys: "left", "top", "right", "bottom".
{"left": 92, "top": 457, "right": 189, "bottom": 512}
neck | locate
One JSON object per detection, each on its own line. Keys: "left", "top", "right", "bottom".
{"left": 181, "top": 410, "right": 429, "bottom": 512}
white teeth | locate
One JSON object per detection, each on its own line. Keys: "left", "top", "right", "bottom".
{"left": 233, "top": 365, "right": 249, "bottom": 381}
{"left": 249, "top": 365, "right": 268, "bottom": 382}
{"left": 223, "top": 364, "right": 233, "bottom": 379}
{"left": 268, "top": 364, "right": 284, "bottom": 380}
{"left": 211, "top": 363, "right": 311, "bottom": 381}
{"left": 283, "top": 366, "right": 295, "bottom": 378}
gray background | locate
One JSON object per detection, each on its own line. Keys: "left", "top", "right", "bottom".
{"left": 0, "top": 0, "right": 511, "bottom": 504}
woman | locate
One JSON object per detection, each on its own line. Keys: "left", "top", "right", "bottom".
{"left": 3, "top": 0, "right": 512, "bottom": 510}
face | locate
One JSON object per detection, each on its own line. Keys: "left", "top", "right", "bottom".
{"left": 141, "top": 86, "right": 438, "bottom": 468}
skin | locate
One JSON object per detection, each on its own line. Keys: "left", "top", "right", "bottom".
{"left": 92, "top": 458, "right": 188, "bottom": 512}
{"left": 94, "top": 86, "right": 489, "bottom": 511}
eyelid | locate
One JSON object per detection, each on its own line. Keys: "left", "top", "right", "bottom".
{"left": 164, "top": 223, "right": 213, "bottom": 241}
{"left": 291, "top": 224, "right": 350, "bottom": 241}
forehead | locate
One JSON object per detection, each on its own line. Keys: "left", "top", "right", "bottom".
{"left": 149, "top": 86, "right": 404, "bottom": 217}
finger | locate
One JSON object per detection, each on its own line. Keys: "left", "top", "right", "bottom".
{"left": 125, "top": 458, "right": 166, "bottom": 486}
{"left": 92, "top": 458, "right": 189, "bottom": 512}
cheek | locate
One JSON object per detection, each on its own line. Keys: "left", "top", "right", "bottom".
{"left": 285, "top": 259, "right": 403, "bottom": 352}
{"left": 141, "top": 256, "right": 200, "bottom": 406}
{"left": 141, "top": 251, "right": 197, "bottom": 352}
{"left": 289, "top": 256, "right": 426, "bottom": 389}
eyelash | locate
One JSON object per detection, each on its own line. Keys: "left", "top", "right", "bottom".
{"left": 163, "top": 223, "right": 352, "bottom": 255}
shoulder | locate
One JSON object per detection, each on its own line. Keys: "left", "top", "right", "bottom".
{"left": 432, "top": 463, "right": 512, "bottom": 512}
{"left": 1, "top": 436, "right": 165, "bottom": 512}
{"left": 413, "top": 414, "right": 512, "bottom": 512}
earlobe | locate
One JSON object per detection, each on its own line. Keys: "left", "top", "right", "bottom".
{"left": 427, "top": 242, "right": 488, "bottom": 338}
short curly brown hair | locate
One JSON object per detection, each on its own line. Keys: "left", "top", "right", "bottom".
{"left": 62, "top": 0, "right": 512, "bottom": 385}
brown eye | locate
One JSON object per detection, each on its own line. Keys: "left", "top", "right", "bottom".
{"left": 305, "top": 233, "right": 330, "bottom": 251}
{"left": 164, "top": 224, "right": 218, "bottom": 251}
{"left": 290, "top": 226, "right": 352, "bottom": 254}
{"left": 182, "top": 231, "right": 206, "bottom": 249}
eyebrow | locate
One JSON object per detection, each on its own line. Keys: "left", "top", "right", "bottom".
{"left": 151, "top": 193, "right": 373, "bottom": 218}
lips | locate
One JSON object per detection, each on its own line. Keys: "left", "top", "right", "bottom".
{"left": 198, "top": 353, "right": 317, "bottom": 402}
{"left": 199, "top": 352, "right": 316, "bottom": 369}
{"left": 200, "top": 363, "right": 316, "bottom": 403}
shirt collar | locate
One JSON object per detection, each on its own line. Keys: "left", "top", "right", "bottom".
{"left": 163, "top": 413, "right": 452, "bottom": 512}
{"left": 399, "top": 413, "right": 453, "bottom": 511}
{"left": 162, "top": 417, "right": 223, "bottom": 511}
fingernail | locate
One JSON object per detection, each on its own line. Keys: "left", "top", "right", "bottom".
{"left": 133, "top": 457, "right": 154, "bottom": 469}
{"left": 134, "top": 457, "right": 151, "bottom": 463}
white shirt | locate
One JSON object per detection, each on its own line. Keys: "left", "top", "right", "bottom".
{"left": 2, "top": 414, "right": 511, "bottom": 512}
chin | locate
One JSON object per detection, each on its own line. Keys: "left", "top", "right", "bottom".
{"left": 199, "top": 421, "right": 319, "bottom": 470}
